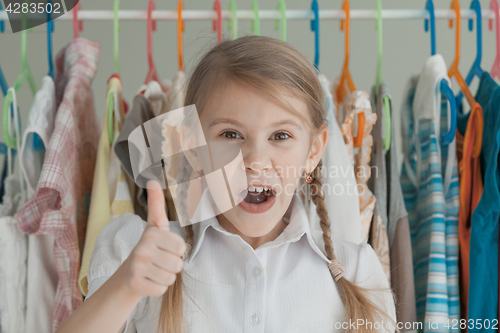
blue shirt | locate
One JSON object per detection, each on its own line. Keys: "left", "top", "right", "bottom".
{"left": 468, "top": 72, "right": 500, "bottom": 331}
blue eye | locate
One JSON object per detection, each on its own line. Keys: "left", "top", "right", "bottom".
{"left": 220, "top": 130, "right": 242, "bottom": 140}
{"left": 270, "top": 131, "right": 291, "bottom": 141}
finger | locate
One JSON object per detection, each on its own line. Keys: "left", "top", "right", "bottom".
{"left": 145, "top": 263, "right": 178, "bottom": 287}
{"left": 151, "top": 250, "right": 184, "bottom": 274}
{"left": 154, "top": 231, "right": 187, "bottom": 257}
{"left": 146, "top": 180, "right": 170, "bottom": 231}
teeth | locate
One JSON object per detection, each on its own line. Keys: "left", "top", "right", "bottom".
{"left": 246, "top": 186, "right": 273, "bottom": 194}
{"left": 248, "top": 186, "right": 256, "bottom": 192}
{"left": 255, "top": 187, "right": 264, "bottom": 192}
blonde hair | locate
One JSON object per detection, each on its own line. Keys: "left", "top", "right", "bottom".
{"left": 158, "top": 35, "right": 395, "bottom": 333}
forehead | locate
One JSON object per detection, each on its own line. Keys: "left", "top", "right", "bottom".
{"left": 201, "top": 81, "right": 310, "bottom": 130}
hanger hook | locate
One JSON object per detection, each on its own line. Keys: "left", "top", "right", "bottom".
{"left": 340, "top": 0, "right": 350, "bottom": 70}
{"left": 227, "top": 0, "right": 237, "bottom": 40}
{"left": 47, "top": 0, "right": 54, "bottom": 79}
{"left": 147, "top": 0, "right": 156, "bottom": 73}
{"left": 469, "top": 0, "right": 482, "bottom": 64}
{"left": 489, "top": 0, "right": 500, "bottom": 79}
{"left": 375, "top": 0, "right": 383, "bottom": 88}
{"left": 177, "top": 0, "right": 184, "bottom": 71}
{"left": 251, "top": 0, "right": 260, "bottom": 36}
{"left": 425, "top": 0, "right": 436, "bottom": 55}
{"left": 212, "top": 0, "right": 223, "bottom": 44}
{"left": 275, "top": 0, "right": 286, "bottom": 42}
{"left": 310, "top": 0, "right": 319, "bottom": 70}
{"left": 72, "top": 0, "right": 83, "bottom": 39}
{"left": 114, "top": 0, "right": 120, "bottom": 74}
{"left": 449, "top": 0, "right": 461, "bottom": 67}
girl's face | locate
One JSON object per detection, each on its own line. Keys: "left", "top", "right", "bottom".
{"left": 200, "top": 82, "right": 328, "bottom": 248}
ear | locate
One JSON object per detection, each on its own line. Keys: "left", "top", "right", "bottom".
{"left": 306, "top": 124, "right": 328, "bottom": 172}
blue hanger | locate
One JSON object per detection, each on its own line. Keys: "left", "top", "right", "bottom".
{"left": 310, "top": 0, "right": 319, "bottom": 70}
{"left": 456, "top": 0, "right": 483, "bottom": 109}
{"left": 0, "top": 1, "right": 8, "bottom": 96}
{"left": 425, "top": 0, "right": 457, "bottom": 146}
{"left": 47, "top": 0, "right": 54, "bottom": 80}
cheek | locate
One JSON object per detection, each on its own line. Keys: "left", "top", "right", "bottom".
{"left": 272, "top": 146, "right": 309, "bottom": 191}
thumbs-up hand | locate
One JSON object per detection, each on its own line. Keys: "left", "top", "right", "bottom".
{"left": 121, "top": 180, "right": 187, "bottom": 299}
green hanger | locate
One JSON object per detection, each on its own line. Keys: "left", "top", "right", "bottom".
{"left": 3, "top": 12, "right": 37, "bottom": 149}
{"left": 251, "top": 0, "right": 260, "bottom": 36}
{"left": 275, "top": 0, "right": 286, "bottom": 42}
{"left": 227, "top": 0, "right": 237, "bottom": 40}
{"left": 375, "top": 0, "right": 391, "bottom": 151}
{"left": 114, "top": 0, "right": 120, "bottom": 74}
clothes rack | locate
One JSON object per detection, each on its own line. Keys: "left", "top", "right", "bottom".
{"left": 0, "top": 9, "right": 497, "bottom": 22}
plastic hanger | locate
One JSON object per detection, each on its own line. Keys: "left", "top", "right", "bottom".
{"left": 375, "top": 0, "right": 391, "bottom": 151}
{"left": 489, "top": 0, "right": 500, "bottom": 80}
{"left": 0, "top": 1, "right": 8, "bottom": 96}
{"left": 177, "top": 0, "right": 184, "bottom": 71}
{"left": 275, "top": 0, "right": 286, "bottom": 42}
{"left": 105, "top": 0, "right": 121, "bottom": 146}
{"left": 113, "top": 0, "right": 120, "bottom": 74}
{"left": 73, "top": 0, "right": 83, "bottom": 38}
{"left": 46, "top": 1, "right": 54, "bottom": 79}
{"left": 456, "top": 0, "right": 483, "bottom": 109}
{"left": 334, "top": 0, "right": 363, "bottom": 148}
{"left": 228, "top": 0, "right": 237, "bottom": 40}
{"left": 251, "top": 0, "right": 260, "bottom": 36}
{"left": 144, "top": 0, "right": 160, "bottom": 85}
{"left": 425, "top": 0, "right": 457, "bottom": 146}
{"left": 448, "top": 0, "right": 483, "bottom": 158}
{"left": 3, "top": 14, "right": 36, "bottom": 150}
{"left": 310, "top": 0, "right": 319, "bottom": 70}
{"left": 212, "top": 0, "right": 222, "bottom": 44}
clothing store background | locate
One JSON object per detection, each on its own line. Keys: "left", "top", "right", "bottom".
{"left": 0, "top": 0, "right": 496, "bottom": 170}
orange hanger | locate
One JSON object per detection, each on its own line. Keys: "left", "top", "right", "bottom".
{"left": 145, "top": 0, "right": 160, "bottom": 84}
{"left": 448, "top": 0, "right": 483, "bottom": 158}
{"left": 335, "top": 0, "right": 364, "bottom": 148}
{"left": 177, "top": 0, "right": 184, "bottom": 71}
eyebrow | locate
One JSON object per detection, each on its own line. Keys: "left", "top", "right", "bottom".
{"left": 209, "top": 117, "right": 302, "bottom": 130}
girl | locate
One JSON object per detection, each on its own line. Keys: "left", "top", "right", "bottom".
{"left": 57, "top": 36, "right": 396, "bottom": 333}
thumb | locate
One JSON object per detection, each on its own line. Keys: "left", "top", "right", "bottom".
{"left": 146, "top": 180, "right": 170, "bottom": 231}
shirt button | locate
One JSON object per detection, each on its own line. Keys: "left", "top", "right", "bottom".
{"left": 250, "top": 313, "right": 261, "bottom": 325}
{"left": 252, "top": 267, "right": 261, "bottom": 277}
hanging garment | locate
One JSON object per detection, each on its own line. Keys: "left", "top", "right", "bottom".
{"left": 333, "top": 83, "right": 377, "bottom": 244}
{"left": 400, "top": 54, "right": 460, "bottom": 331}
{"left": 18, "top": 75, "right": 58, "bottom": 333}
{"left": 467, "top": 72, "right": 499, "bottom": 331}
{"left": 78, "top": 75, "right": 133, "bottom": 297}
{"left": 301, "top": 74, "right": 361, "bottom": 245}
{"left": 0, "top": 92, "right": 28, "bottom": 333}
{"left": 369, "top": 83, "right": 416, "bottom": 330}
{"left": 0, "top": 174, "right": 28, "bottom": 333}
{"left": 0, "top": 156, "right": 8, "bottom": 203}
{"left": 114, "top": 95, "right": 156, "bottom": 221}
{"left": 85, "top": 193, "right": 396, "bottom": 333}
{"left": 367, "top": 85, "right": 391, "bottom": 285}
{"left": 455, "top": 85, "right": 485, "bottom": 323}
{"left": 161, "top": 71, "right": 186, "bottom": 223}
{"left": 15, "top": 37, "right": 100, "bottom": 332}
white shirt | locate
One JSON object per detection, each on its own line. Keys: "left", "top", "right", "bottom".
{"left": 85, "top": 194, "right": 396, "bottom": 333}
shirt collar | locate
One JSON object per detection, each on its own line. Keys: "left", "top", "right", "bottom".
{"left": 187, "top": 193, "right": 331, "bottom": 264}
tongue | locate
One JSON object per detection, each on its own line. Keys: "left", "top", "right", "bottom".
{"left": 244, "top": 191, "right": 269, "bottom": 204}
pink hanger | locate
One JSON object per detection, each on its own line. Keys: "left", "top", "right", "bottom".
{"left": 144, "top": 0, "right": 160, "bottom": 84}
{"left": 490, "top": 0, "right": 500, "bottom": 80}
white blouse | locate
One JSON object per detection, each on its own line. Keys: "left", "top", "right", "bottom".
{"left": 85, "top": 194, "right": 396, "bottom": 333}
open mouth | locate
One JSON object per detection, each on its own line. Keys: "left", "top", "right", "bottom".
{"left": 239, "top": 187, "right": 275, "bottom": 204}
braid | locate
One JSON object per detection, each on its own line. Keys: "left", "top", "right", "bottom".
{"left": 309, "top": 159, "right": 397, "bottom": 333}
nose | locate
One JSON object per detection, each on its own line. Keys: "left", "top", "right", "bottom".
{"left": 242, "top": 141, "right": 272, "bottom": 175}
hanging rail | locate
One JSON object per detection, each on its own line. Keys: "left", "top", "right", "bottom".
{"left": 0, "top": 9, "right": 496, "bottom": 21}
